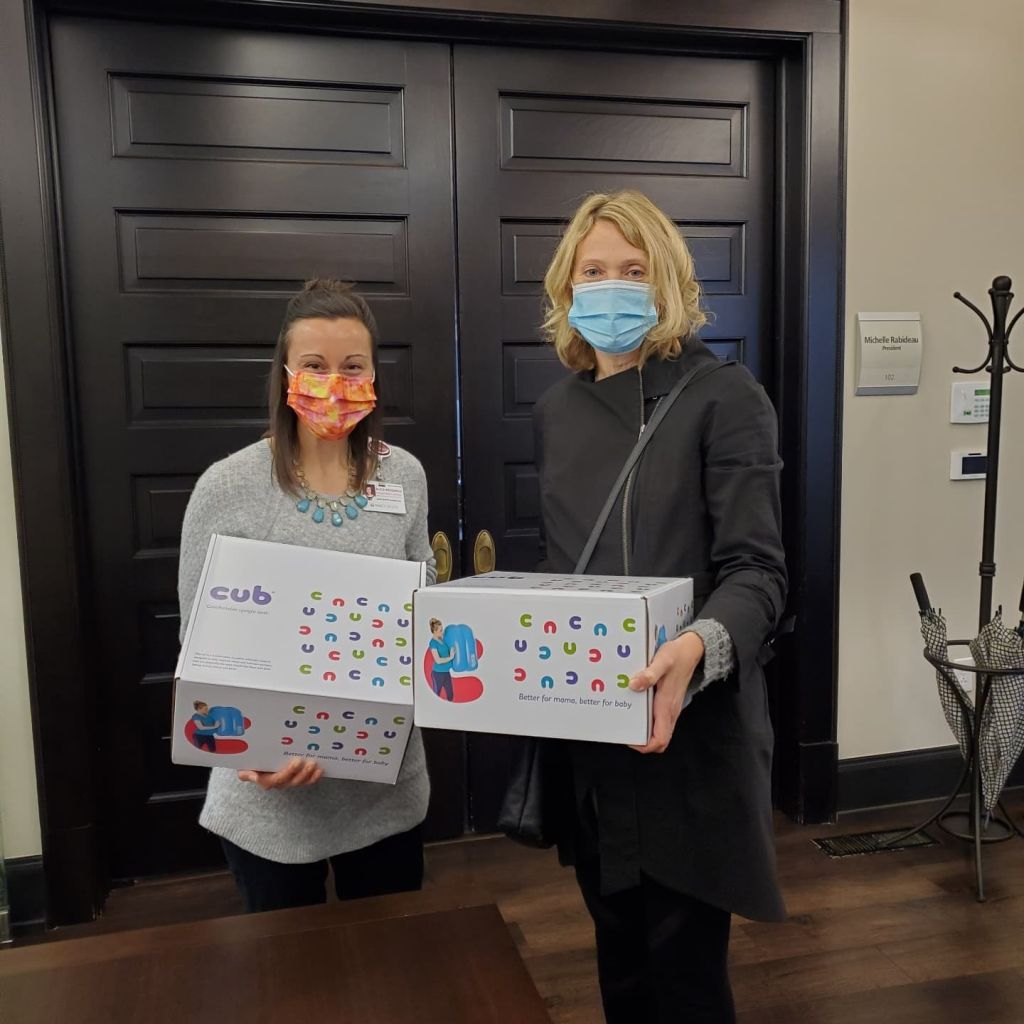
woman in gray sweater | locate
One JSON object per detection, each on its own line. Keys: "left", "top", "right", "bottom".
{"left": 177, "top": 279, "right": 435, "bottom": 912}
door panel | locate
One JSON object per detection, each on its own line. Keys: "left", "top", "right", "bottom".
{"left": 453, "top": 45, "right": 776, "bottom": 831}
{"left": 50, "top": 17, "right": 463, "bottom": 877}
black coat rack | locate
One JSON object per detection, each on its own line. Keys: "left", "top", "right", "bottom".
{"left": 895, "top": 277, "right": 1024, "bottom": 899}
{"left": 956, "top": 277, "right": 1024, "bottom": 631}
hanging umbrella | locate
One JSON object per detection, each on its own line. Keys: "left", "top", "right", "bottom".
{"left": 918, "top": 606, "right": 977, "bottom": 788}
{"left": 918, "top": 577, "right": 1024, "bottom": 814}
{"left": 920, "top": 607, "right": 965, "bottom": 742}
{"left": 967, "top": 610, "right": 1024, "bottom": 811}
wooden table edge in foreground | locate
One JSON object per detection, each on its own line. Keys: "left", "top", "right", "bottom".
{"left": 0, "top": 883, "right": 486, "bottom": 974}
{"left": 0, "top": 886, "right": 552, "bottom": 1023}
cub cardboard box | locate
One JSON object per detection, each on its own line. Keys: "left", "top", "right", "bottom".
{"left": 413, "top": 572, "right": 694, "bottom": 745}
{"left": 172, "top": 535, "right": 426, "bottom": 783}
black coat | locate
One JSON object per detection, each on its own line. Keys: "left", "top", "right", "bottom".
{"left": 533, "top": 340, "right": 788, "bottom": 923}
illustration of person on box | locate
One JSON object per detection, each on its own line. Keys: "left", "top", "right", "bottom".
{"left": 427, "top": 619, "right": 455, "bottom": 700}
{"left": 525, "top": 191, "right": 789, "bottom": 1023}
{"left": 178, "top": 279, "right": 435, "bottom": 913}
{"left": 424, "top": 617, "right": 485, "bottom": 703}
{"left": 189, "top": 701, "right": 219, "bottom": 753}
{"left": 185, "top": 701, "right": 250, "bottom": 755}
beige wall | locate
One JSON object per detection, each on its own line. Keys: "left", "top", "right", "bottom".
{"left": 0, "top": 337, "right": 41, "bottom": 860}
{"left": 839, "top": 0, "right": 1024, "bottom": 758}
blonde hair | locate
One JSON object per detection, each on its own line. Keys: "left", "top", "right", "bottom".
{"left": 542, "top": 191, "right": 707, "bottom": 371}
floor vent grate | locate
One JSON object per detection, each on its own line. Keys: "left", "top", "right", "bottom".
{"left": 812, "top": 828, "right": 938, "bottom": 858}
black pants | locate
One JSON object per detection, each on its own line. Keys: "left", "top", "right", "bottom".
{"left": 221, "top": 824, "right": 424, "bottom": 914}
{"left": 575, "top": 850, "right": 735, "bottom": 1024}
{"left": 432, "top": 671, "right": 453, "bottom": 701}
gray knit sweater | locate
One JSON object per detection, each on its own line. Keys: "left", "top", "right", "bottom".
{"left": 178, "top": 439, "right": 434, "bottom": 863}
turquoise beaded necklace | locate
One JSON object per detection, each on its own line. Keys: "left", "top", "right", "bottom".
{"left": 294, "top": 461, "right": 371, "bottom": 527}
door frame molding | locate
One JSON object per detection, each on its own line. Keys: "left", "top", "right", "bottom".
{"left": 0, "top": 0, "right": 845, "bottom": 924}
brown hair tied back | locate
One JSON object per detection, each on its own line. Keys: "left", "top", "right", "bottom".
{"left": 266, "top": 279, "right": 383, "bottom": 495}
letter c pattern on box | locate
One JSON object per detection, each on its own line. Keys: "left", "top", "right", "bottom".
{"left": 296, "top": 587, "right": 415, "bottom": 693}
{"left": 278, "top": 709, "right": 403, "bottom": 765}
{"left": 507, "top": 611, "right": 647, "bottom": 692}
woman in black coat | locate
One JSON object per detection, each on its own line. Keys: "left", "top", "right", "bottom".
{"left": 534, "top": 190, "right": 788, "bottom": 1023}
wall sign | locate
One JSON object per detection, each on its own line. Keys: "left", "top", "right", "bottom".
{"left": 856, "top": 311, "right": 922, "bottom": 395}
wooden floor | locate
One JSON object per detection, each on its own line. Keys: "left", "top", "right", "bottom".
{"left": 14, "top": 796, "right": 1024, "bottom": 1023}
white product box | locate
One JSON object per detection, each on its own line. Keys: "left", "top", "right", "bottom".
{"left": 172, "top": 535, "right": 425, "bottom": 783}
{"left": 413, "top": 572, "right": 694, "bottom": 745}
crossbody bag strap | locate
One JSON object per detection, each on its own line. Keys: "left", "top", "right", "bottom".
{"left": 573, "top": 359, "right": 736, "bottom": 575}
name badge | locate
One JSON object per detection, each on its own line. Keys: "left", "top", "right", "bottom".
{"left": 365, "top": 481, "right": 406, "bottom": 515}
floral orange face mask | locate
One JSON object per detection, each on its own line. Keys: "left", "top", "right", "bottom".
{"left": 285, "top": 367, "right": 377, "bottom": 441}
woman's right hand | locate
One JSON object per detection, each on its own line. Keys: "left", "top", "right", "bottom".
{"left": 238, "top": 758, "right": 324, "bottom": 790}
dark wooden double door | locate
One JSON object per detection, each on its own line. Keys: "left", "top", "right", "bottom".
{"left": 50, "top": 16, "right": 775, "bottom": 877}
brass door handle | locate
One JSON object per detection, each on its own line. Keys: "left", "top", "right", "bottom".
{"left": 473, "top": 530, "right": 496, "bottom": 575}
{"left": 431, "top": 531, "right": 453, "bottom": 583}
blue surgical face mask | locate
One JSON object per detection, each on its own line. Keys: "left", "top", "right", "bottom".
{"left": 567, "top": 280, "right": 658, "bottom": 355}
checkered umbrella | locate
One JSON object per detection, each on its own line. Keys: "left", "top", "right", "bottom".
{"left": 923, "top": 609, "right": 1024, "bottom": 812}
{"left": 969, "top": 613, "right": 1024, "bottom": 811}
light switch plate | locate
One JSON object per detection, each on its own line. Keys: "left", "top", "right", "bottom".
{"left": 953, "top": 656, "right": 975, "bottom": 697}
{"left": 950, "top": 451, "right": 988, "bottom": 480}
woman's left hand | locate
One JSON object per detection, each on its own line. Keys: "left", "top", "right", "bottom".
{"left": 627, "top": 632, "right": 705, "bottom": 754}
{"left": 237, "top": 758, "right": 324, "bottom": 790}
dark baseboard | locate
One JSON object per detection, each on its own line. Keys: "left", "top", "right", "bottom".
{"left": 797, "top": 739, "right": 839, "bottom": 824}
{"left": 838, "top": 745, "right": 1024, "bottom": 813}
{"left": 6, "top": 855, "right": 46, "bottom": 933}
{"left": 773, "top": 739, "right": 839, "bottom": 825}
